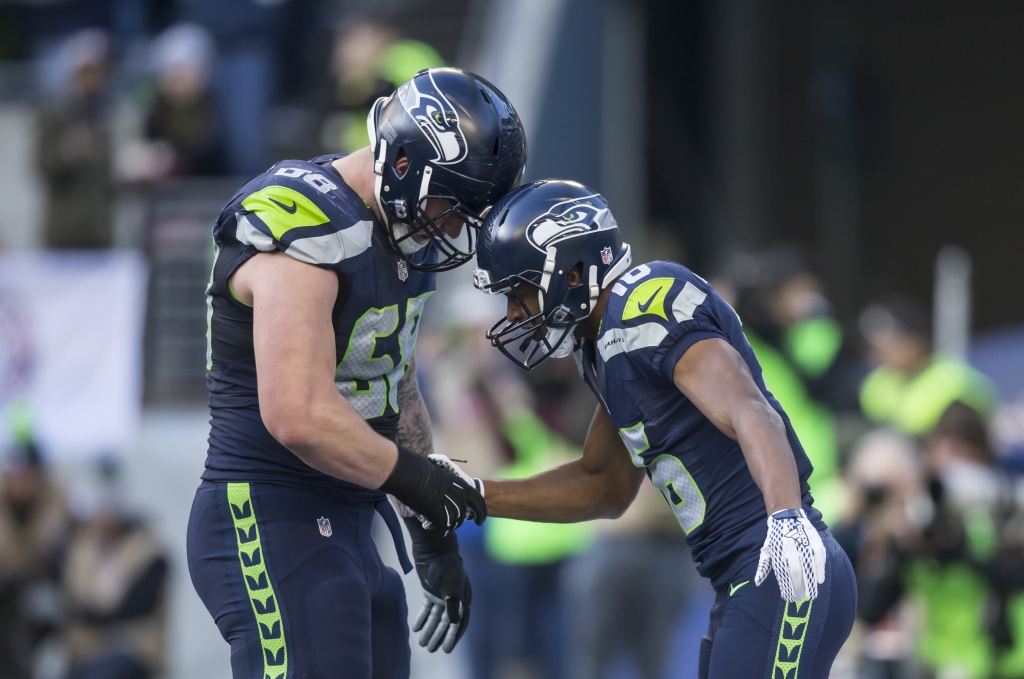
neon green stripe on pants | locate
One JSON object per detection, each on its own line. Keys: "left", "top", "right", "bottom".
{"left": 227, "top": 483, "right": 288, "bottom": 679}
{"left": 773, "top": 599, "right": 813, "bottom": 678}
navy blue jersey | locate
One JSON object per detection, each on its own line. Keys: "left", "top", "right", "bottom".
{"left": 575, "top": 261, "right": 825, "bottom": 588}
{"left": 203, "top": 155, "right": 435, "bottom": 494}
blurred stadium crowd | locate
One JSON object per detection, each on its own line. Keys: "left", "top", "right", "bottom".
{"left": 0, "top": 1, "right": 1022, "bottom": 679}
{"left": 0, "top": 0, "right": 459, "bottom": 250}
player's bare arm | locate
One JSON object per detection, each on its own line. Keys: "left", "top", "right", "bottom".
{"left": 671, "top": 337, "right": 802, "bottom": 516}
{"left": 232, "top": 250, "right": 398, "bottom": 488}
{"left": 396, "top": 355, "right": 433, "bottom": 456}
{"left": 485, "top": 404, "right": 646, "bottom": 522}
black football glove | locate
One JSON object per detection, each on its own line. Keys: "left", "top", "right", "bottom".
{"left": 404, "top": 517, "right": 473, "bottom": 653}
{"left": 380, "top": 446, "right": 486, "bottom": 536}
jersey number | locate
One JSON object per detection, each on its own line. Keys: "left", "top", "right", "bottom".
{"left": 274, "top": 166, "right": 338, "bottom": 193}
{"left": 619, "top": 422, "right": 706, "bottom": 534}
{"left": 649, "top": 454, "right": 706, "bottom": 534}
{"left": 335, "top": 293, "right": 430, "bottom": 420}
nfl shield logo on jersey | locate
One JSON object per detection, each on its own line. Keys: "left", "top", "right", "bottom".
{"left": 317, "top": 516, "right": 332, "bottom": 537}
{"left": 601, "top": 247, "right": 613, "bottom": 265}
{"left": 397, "top": 260, "right": 409, "bottom": 282}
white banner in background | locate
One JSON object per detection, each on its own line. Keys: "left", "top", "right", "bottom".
{"left": 0, "top": 251, "right": 148, "bottom": 462}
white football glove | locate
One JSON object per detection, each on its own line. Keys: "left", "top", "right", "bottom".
{"left": 397, "top": 455, "right": 485, "bottom": 531}
{"left": 755, "top": 508, "right": 826, "bottom": 601}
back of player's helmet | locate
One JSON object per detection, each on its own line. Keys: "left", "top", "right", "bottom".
{"left": 367, "top": 67, "right": 528, "bottom": 272}
{"left": 473, "top": 180, "right": 632, "bottom": 370}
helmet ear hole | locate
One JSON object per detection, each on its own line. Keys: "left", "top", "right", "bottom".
{"left": 492, "top": 137, "right": 500, "bottom": 157}
{"left": 395, "top": 149, "right": 409, "bottom": 177}
{"left": 567, "top": 263, "right": 584, "bottom": 287}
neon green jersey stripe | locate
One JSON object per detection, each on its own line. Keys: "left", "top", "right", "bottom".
{"left": 241, "top": 185, "right": 330, "bottom": 240}
{"left": 773, "top": 598, "right": 813, "bottom": 679}
{"left": 227, "top": 483, "right": 287, "bottom": 679}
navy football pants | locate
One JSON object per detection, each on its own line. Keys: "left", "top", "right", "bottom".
{"left": 187, "top": 481, "right": 410, "bottom": 679}
{"left": 698, "top": 531, "right": 856, "bottom": 679}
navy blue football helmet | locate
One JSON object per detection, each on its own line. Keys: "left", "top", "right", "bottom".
{"left": 473, "top": 180, "right": 632, "bottom": 370}
{"left": 367, "top": 68, "right": 528, "bottom": 272}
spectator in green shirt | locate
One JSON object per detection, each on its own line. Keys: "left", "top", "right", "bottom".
{"left": 325, "top": 19, "right": 445, "bottom": 153}
{"left": 858, "top": 298, "right": 997, "bottom": 437}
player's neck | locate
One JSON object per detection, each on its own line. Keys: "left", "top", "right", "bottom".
{"left": 575, "top": 282, "right": 616, "bottom": 340}
{"left": 332, "top": 148, "right": 383, "bottom": 222}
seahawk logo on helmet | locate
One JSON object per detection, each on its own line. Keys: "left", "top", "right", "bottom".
{"left": 474, "top": 179, "right": 633, "bottom": 371}
{"left": 367, "top": 68, "right": 527, "bottom": 272}
{"left": 397, "top": 73, "right": 467, "bottom": 165}
{"left": 525, "top": 196, "right": 618, "bottom": 252}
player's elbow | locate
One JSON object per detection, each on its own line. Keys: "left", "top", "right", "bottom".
{"left": 601, "top": 496, "right": 632, "bottom": 520}
{"left": 733, "top": 397, "right": 786, "bottom": 438}
{"left": 270, "top": 424, "right": 310, "bottom": 451}
{"left": 263, "top": 409, "right": 315, "bottom": 450}
{"left": 598, "top": 476, "right": 638, "bottom": 519}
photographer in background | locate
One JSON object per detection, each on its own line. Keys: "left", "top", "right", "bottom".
{"left": 856, "top": 403, "right": 1024, "bottom": 679}
{"left": 834, "top": 428, "right": 925, "bottom": 678}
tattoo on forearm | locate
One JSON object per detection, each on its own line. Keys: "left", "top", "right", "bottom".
{"left": 397, "top": 355, "right": 434, "bottom": 456}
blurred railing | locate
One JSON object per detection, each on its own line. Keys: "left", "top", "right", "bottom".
{"left": 140, "top": 178, "right": 239, "bottom": 405}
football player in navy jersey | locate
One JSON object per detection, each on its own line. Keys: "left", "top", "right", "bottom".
{"left": 463, "top": 180, "right": 856, "bottom": 679}
{"left": 186, "top": 68, "right": 527, "bottom": 679}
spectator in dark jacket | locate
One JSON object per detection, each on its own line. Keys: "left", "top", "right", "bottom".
{"left": 0, "top": 441, "right": 72, "bottom": 679}
{"left": 144, "top": 23, "right": 227, "bottom": 178}
{"left": 62, "top": 464, "right": 168, "bottom": 679}
{"left": 37, "top": 29, "right": 113, "bottom": 249}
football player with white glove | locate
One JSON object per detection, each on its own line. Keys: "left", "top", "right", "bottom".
{"left": 450, "top": 180, "right": 856, "bottom": 679}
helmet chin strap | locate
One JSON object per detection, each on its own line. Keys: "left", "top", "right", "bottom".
{"left": 540, "top": 248, "right": 617, "bottom": 320}
{"left": 539, "top": 246, "right": 557, "bottom": 314}
{"left": 373, "top": 140, "right": 390, "bottom": 229}
{"left": 372, "top": 130, "right": 435, "bottom": 256}
{"left": 394, "top": 164, "right": 434, "bottom": 255}
{"left": 419, "top": 165, "right": 433, "bottom": 201}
